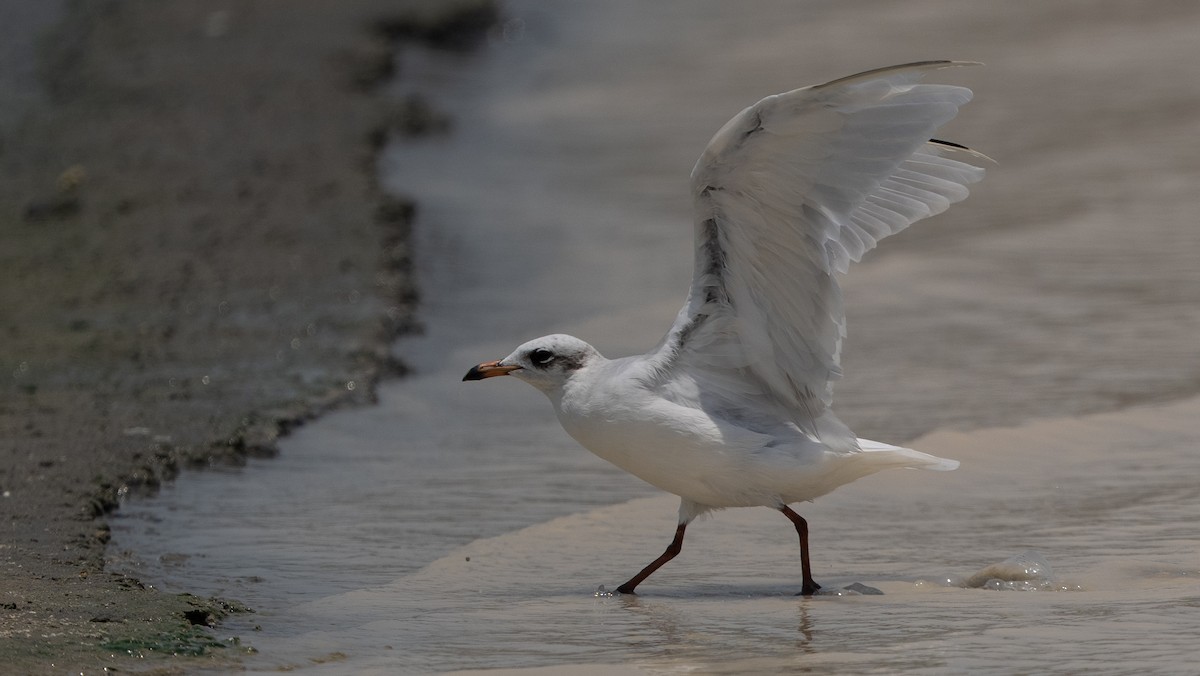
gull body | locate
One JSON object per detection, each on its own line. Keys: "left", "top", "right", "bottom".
{"left": 465, "top": 61, "right": 986, "bottom": 594}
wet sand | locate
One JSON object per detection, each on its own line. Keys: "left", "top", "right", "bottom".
{"left": 0, "top": 0, "right": 495, "bottom": 670}
{"left": 15, "top": 0, "right": 1200, "bottom": 672}
{"left": 207, "top": 396, "right": 1200, "bottom": 673}
{"left": 103, "top": 0, "right": 1200, "bottom": 672}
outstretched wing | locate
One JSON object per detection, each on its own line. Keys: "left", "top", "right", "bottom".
{"left": 649, "top": 61, "right": 987, "bottom": 432}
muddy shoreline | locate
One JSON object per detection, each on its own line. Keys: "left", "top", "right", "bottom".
{"left": 0, "top": 0, "right": 495, "bottom": 670}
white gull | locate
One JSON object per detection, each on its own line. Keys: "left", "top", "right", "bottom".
{"left": 464, "top": 61, "right": 986, "bottom": 595}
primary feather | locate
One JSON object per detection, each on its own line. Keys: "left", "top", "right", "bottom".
{"left": 648, "top": 60, "right": 985, "bottom": 446}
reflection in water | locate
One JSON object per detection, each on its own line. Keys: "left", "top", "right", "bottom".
{"left": 795, "top": 603, "right": 815, "bottom": 654}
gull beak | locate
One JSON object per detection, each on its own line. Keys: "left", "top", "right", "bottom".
{"left": 462, "top": 360, "right": 522, "bottom": 381}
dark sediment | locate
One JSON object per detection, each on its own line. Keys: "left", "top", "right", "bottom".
{"left": 0, "top": 0, "right": 496, "bottom": 670}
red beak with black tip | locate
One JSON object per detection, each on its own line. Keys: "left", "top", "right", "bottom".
{"left": 462, "top": 360, "right": 522, "bottom": 381}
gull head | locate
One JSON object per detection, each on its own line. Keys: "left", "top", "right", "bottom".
{"left": 463, "top": 334, "right": 600, "bottom": 393}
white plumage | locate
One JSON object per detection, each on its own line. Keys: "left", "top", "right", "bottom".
{"left": 464, "top": 61, "right": 986, "bottom": 595}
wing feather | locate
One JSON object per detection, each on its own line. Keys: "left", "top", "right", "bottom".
{"left": 647, "top": 61, "right": 986, "bottom": 435}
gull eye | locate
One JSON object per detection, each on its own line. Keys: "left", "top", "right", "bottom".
{"left": 529, "top": 348, "right": 555, "bottom": 367}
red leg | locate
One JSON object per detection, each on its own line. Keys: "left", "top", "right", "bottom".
{"left": 780, "top": 506, "right": 821, "bottom": 596}
{"left": 616, "top": 523, "right": 687, "bottom": 594}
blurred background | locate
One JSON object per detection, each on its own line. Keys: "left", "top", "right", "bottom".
{"left": 4, "top": 0, "right": 1199, "bottom": 672}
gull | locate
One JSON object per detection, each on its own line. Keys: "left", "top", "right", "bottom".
{"left": 464, "top": 61, "right": 986, "bottom": 595}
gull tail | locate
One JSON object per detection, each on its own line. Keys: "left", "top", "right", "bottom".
{"left": 856, "top": 438, "right": 960, "bottom": 471}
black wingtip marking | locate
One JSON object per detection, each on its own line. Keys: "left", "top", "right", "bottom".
{"left": 929, "top": 137, "right": 996, "bottom": 164}
{"left": 930, "top": 138, "right": 970, "bottom": 150}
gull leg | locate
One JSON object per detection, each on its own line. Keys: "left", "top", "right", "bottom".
{"left": 616, "top": 523, "right": 687, "bottom": 594}
{"left": 780, "top": 506, "right": 821, "bottom": 596}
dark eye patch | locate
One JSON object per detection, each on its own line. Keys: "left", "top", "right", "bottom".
{"left": 529, "top": 348, "right": 555, "bottom": 366}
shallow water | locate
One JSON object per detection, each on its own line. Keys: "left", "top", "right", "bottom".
{"left": 110, "top": 1, "right": 1200, "bottom": 673}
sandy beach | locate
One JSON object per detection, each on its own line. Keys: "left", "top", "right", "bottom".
{"left": 0, "top": 0, "right": 496, "bottom": 670}
{"left": 108, "top": 1, "right": 1198, "bottom": 672}
{"left": 6, "top": 0, "right": 1200, "bottom": 673}
{"left": 365, "top": 395, "right": 1200, "bottom": 674}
